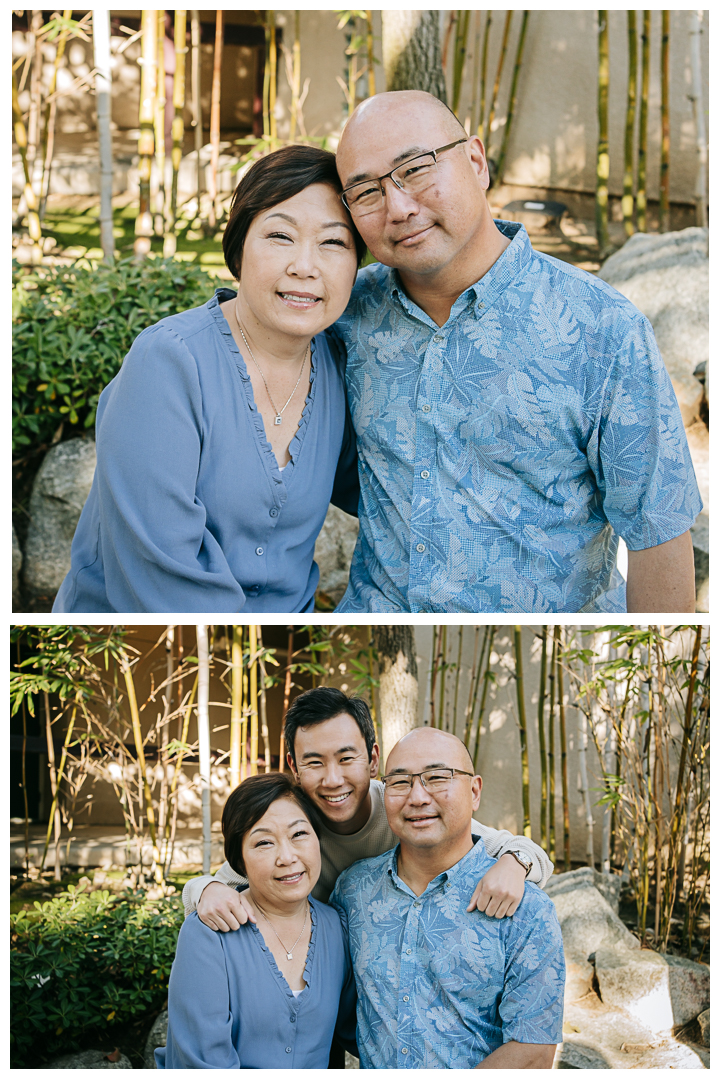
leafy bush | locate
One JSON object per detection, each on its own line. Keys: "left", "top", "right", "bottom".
{"left": 12, "top": 256, "right": 216, "bottom": 455}
{"left": 10, "top": 883, "right": 184, "bottom": 1067}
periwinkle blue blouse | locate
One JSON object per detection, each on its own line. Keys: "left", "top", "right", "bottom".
{"left": 156, "top": 901, "right": 357, "bottom": 1069}
{"left": 53, "top": 290, "right": 358, "bottom": 614}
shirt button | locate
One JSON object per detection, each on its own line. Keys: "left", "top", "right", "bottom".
{"left": 402, "top": 1047, "right": 409, "bottom": 1055}
{"left": 433, "top": 334, "right": 443, "bottom": 342}
{"left": 420, "top": 470, "right": 430, "bottom": 479}
{"left": 416, "top": 543, "right": 425, "bottom": 553}
{"left": 285, "top": 1047, "right": 292, "bottom": 1053}
{"left": 403, "top": 995, "right": 409, "bottom": 1002}
{"left": 255, "top": 547, "right": 264, "bottom": 556}
{"left": 406, "top": 948, "right": 411, "bottom": 955}
{"left": 413, "top": 901, "right": 421, "bottom": 908}
{"left": 290, "top": 1016, "right": 296, "bottom": 1023}
{"left": 269, "top": 507, "right": 278, "bottom": 517}
{"left": 422, "top": 404, "right": 431, "bottom": 413}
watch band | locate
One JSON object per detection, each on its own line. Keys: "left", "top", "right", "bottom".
{"left": 506, "top": 849, "right": 532, "bottom": 878}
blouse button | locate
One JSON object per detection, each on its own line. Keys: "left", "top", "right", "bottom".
{"left": 269, "top": 507, "right": 278, "bottom": 518}
{"left": 255, "top": 547, "right": 264, "bottom": 556}
{"left": 285, "top": 1047, "right": 292, "bottom": 1053}
{"left": 290, "top": 1016, "right": 296, "bottom": 1023}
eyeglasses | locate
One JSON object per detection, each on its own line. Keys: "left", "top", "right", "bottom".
{"left": 341, "top": 138, "right": 468, "bottom": 217}
{"left": 381, "top": 767, "right": 474, "bottom": 796}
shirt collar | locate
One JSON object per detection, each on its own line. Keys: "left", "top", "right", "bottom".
{"left": 388, "top": 219, "right": 531, "bottom": 324}
{"left": 386, "top": 834, "right": 491, "bottom": 897}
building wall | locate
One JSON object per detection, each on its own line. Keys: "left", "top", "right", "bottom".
{"left": 12, "top": 10, "right": 708, "bottom": 203}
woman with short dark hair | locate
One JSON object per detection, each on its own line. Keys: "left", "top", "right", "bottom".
{"left": 54, "top": 145, "right": 366, "bottom": 613}
{"left": 156, "top": 773, "right": 357, "bottom": 1068}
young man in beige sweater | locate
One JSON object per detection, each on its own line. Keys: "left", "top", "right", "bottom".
{"left": 183, "top": 687, "right": 552, "bottom": 929}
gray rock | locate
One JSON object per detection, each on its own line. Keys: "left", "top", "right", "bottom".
{"left": 598, "top": 228, "right": 709, "bottom": 427}
{"left": 48, "top": 1049, "right": 132, "bottom": 1068}
{"left": 595, "top": 946, "right": 709, "bottom": 1033}
{"left": 697, "top": 1008, "right": 709, "bottom": 1047}
{"left": 143, "top": 1008, "right": 168, "bottom": 1068}
{"left": 627, "top": 1037, "right": 708, "bottom": 1069}
{"left": 548, "top": 880, "right": 638, "bottom": 1002}
{"left": 544, "top": 867, "right": 622, "bottom": 913}
{"left": 22, "top": 438, "right": 96, "bottom": 599}
{"left": 12, "top": 524, "right": 22, "bottom": 608}
{"left": 314, "top": 504, "right": 359, "bottom": 606}
{"left": 559, "top": 995, "right": 658, "bottom": 1069}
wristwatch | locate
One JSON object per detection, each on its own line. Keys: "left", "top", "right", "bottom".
{"left": 505, "top": 849, "right": 533, "bottom": 878}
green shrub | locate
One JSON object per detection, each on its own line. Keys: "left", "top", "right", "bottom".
{"left": 12, "top": 256, "right": 216, "bottom": 455}
{"left": 10, "top": 883, "right": 184, "bottom": 1067}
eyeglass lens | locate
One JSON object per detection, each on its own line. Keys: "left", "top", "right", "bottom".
{"left": 344, "top": 154, "right": 437, "bottom": 214}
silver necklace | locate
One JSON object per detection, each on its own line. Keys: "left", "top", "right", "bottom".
{"left": 233, "top": 305, "right": 309, "bottom": 427}
{"left": 254, "top": 899, "right": 309, "bottom": 961}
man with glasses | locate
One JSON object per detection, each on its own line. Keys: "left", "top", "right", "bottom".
{"left": 330, "top": 726, "right": 565, "bottom": 1068}
{"left": 330, "top": 90, "right": 700, "bottom": 613}
{"left": 183, "top": 688, "right": 550, "bottom": 923}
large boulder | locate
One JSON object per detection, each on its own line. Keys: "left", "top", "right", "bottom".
{"left": 595, "top": 945, "right": 709, "bottom": 1033}
{"left": 143, "top": 1008, "right": 168, "bottom": 1068}
{"left": 544, "top": 866, "right": 622, "bottom": 913}
{"left": 22, "top": 438, "right": 96, "bottom": 599}
{"left": 598, "top": 228, "right": 709, "bottom": 428}
{"left": 48, "top": 1049, "right": 132, "bottom": 1068}
{"left": 12, "top": 524, "right": 22, "bottom": 609}
{"left": 547, "top": 873, "right": 637, "bottom": 1002}
{"left": 314, "top": 504, "right": 359, "bottom": 607}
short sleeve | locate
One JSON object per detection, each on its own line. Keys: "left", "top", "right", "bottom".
{"left": 499, "top": 894, "right": 565, "bottom": 1046}
{"left": 588, "top": 314, "right": 702, "bottom": 550}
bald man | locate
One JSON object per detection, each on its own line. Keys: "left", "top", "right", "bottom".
{"left": 329, "top": 90, "right": 699, "bottom": 614}
{"left": 329, "top": 728, "right": 565, "bottom": 1069}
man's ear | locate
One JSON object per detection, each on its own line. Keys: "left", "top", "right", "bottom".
{"left": 466, "top": 135, "right": 490, "bottom": 190}
{"left": 471, "top": 774, "right": 483, "bottom": 812}
{"left": 369, "top": 742, "right": 380, "bottom": 779}
{"left": 287, "top": 752, "right": 299, "bottom": 781}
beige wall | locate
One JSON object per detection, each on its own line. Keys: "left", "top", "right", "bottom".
{"left": 13, "top": 10, "right": 708, "bottom": 203}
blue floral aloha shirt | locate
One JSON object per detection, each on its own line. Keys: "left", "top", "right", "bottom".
{"left": 332, "top": 221, "right": 701, "bottom": 613}
{"left": 330, "top": 837, "right": 565, "bottom": 1069}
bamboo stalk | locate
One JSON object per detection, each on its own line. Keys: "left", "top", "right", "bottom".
{"left": 496, "top": 10, "right": 529, "bottom": 181}
{"left": 622, "top": 11, "right": 637, "bottom": 236}
{"left": 122, "top": 656, "right": 164, "bottom": 885}
{"left": 477, "top": 11, "right": 492, "bottom": 141}
{"left": 366, "top": 626, "right": 378, "bottom": 733}
{"left": 279, "top": 626, "right": 294, "bottom": 771}
{"left": 93, "top": 9, "right": 114, "bottom": 263}
{"left": 190, "top": 11, "right": 203, "bottom": 211}
{"left": 430, "top": 626, "right": 442, "bottom": 727}
{"left": 256, "top": 628, "right": 272, "bottom": 773}
{"left": 38, "top": 8, "right": 72, "bottom": 221}
{"left": 442, "top": 11, "right": 457, "bottom": 82}
{"left": 452, "top": 626, "right": 463, "bottom": 736}
{"left": 548, "top": 630, "right": 557, "bottom": 863}
{"left": 196, "top": 625, "right": 212, "bottom": 874}
{"left": 154, "top": 10, "right": 166, "bottom": 236}
{"left": 207, "top": 9, "right": 223, "bottom": 230}
{"left": 513, "top": 627, "right": 531, "bottom": 837}
{"left": 43, "top": 692, "right": 62, "bottom": 879}
{"left": 659, "top": 10, "right": 670, "bottom": 231}
{"left": 164, "top": 674, "right": 198, "bottom": 875}
{"left": 249, "top": 626, "right": 259, "bottom": 776}
{"left": 157, "top": 626, "right": 174, "bottom": 846}
{"left": 463, "top": 626, "right": 481, "bottom": 746}
{"left": 366, "top": 11, "right": 375, "bottom": 97}
{"left": 537, "top": 627, "right": 548, "bottom": 852}
{"left": 472, "top": 626, "right": 496, "bottom": 772}
{"left": 485, "top": 11, "right": 513, "bottom": 154}
{"left": 596, "top": 10, "right": 610, "bottom": 259}
{"left": 451, "top": 9, "right": 470, "bottom": 116}
{"left": 27, "top": 10, "right": 44, "bottom": 182}
{"left": 688, "top": 11, "right": 707, "bottom": 228}
{"left": 165, "top": 9, "right": 187, "bottom": 257}
{"left": 557, "top": 628, "right": 570, "bottom": 870}
{"left": 230, "top": 626, "right": 242, "bottom": 789}
{"left": 438, "top": 626, "right": 448, "bottom": 731}
{"left": 39, "top": 705, "right": 77, "bottom": 873}
{"left": 636, "top": 11, "right": 650, "bottom": 232}
{"left": 289, "top": 11, "right": 301, "bottom": 141}
{"left": 268, "top": 11, "right": 277, "bottom": 142}
{"left": 135, "top": 9, "right": 157, "bottom": 256}
{"left": 469, "top": 11, "right": 482, "bottom": 136}
{"left": 12, "top": 70, "right": 43, "bottom": 261}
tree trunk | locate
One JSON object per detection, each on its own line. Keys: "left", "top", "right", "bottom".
{"left": 381, "top": 11, "right": 447, "bottom": 100}
{"left": 93, "top": 9, "right": 114, "bottom": 263}
{"left": 374, "top": 626, "right": 418, "bottom": 768}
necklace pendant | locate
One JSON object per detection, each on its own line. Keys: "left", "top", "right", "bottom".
{"left": 274, "top": 415, "right": 283, "bottom": 426}
{"left": 287, "top": 952, "right": 293, "bottom": 960}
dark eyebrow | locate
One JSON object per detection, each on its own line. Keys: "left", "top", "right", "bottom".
{"left": 300, "top": 743, "right": 360, "bottom": 761}
{"left": 249, "top": 818, "right": 307, "bottom": 836}
{"left": 263, "top": 211, "right": 352, "bottom": 232}
{"left": 386, "top": 761, "right": 450, "bottom": 775}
